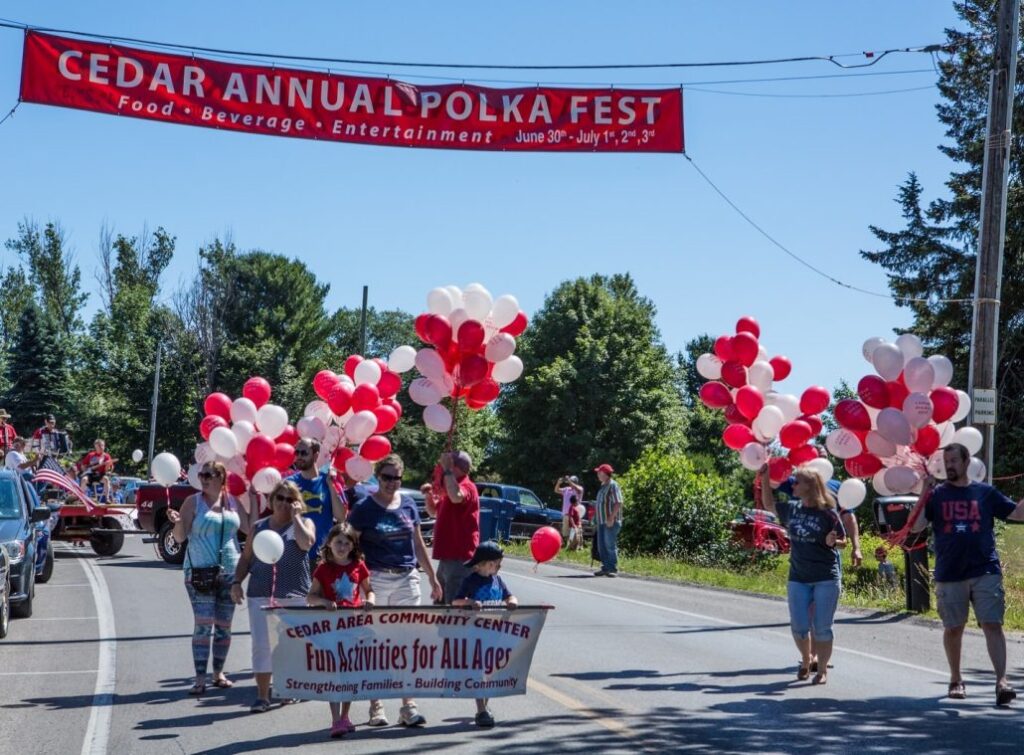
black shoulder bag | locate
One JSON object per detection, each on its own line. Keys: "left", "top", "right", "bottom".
{"left": 187, "top": 505, "right": 227, "bottom": 594}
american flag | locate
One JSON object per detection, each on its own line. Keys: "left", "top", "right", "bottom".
{"left": 32, "top": 468, "right": 97, "bottom": 512}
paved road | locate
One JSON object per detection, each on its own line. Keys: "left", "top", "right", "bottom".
{"left": 1, "top": 538, "right": 1022, "bottom": 754}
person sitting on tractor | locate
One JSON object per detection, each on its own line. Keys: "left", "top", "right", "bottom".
{"left": 78, "top": 439, "right": 114, "bottom": 501}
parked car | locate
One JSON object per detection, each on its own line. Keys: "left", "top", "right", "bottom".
{"left": 24, "top": 483, "right": 56, "bottom": 583}
{"left": 475, "top": 482, "right": 562, "bottom": 539}
{"left": 728, "top": 508, "right": 790, "bottom": 554}
{"left": 0, "top": 548, "right": 10, "bottom": 639}
{"left": 0, "top": 469, "right": 52, "bottom": 618}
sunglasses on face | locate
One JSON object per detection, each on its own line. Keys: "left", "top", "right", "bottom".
{"left": 198, "top": 471, "right": 221, "bottom": 480}
{"left": 379, "top": 473, "right": 403, "bottom": 483}
{"left": 274, "top": 494, "right": 299, "bottom": 503}
{"left": 295, "top": 448, "right": 313, "bottom": 457}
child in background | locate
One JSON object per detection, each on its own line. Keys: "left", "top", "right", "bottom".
{"left": 568, "top": 496, "right": 584, "bottom": 551}
{"left": 875, "top": 545, "right": 897, "bottom": 586}
{"left": 452, "top": 541, "right": 519, "bottom": 728}
{"left": 306, "top": 523, "right": 375, "bottom": 738}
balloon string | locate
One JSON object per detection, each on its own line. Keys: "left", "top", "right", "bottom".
{"left": 269, "top": 563, "right": 278, "bottom": 609}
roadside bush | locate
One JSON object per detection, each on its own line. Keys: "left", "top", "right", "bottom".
{"left": 618, "top": 450, "right": 744, "bottom": 561}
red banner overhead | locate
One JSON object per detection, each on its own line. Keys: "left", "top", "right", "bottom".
{"left": 20, "top": 32, "right": 684, "bottom": 153}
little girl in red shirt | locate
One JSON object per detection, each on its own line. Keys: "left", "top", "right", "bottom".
{"left": 306, "top": 523, "right": 375, "bottom": 738}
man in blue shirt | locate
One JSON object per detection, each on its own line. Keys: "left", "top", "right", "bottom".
{"left": 912, "top": 442, "right": 1024, "bottom": 706}
{"left": 288, "top": 437, "right": 348, "bottom": 564}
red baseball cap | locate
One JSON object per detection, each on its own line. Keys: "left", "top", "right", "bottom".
{"left": 594, "top": 463, "right": 614, "bottom": 475}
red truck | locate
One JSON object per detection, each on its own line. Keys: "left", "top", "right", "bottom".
{"left": 133, "top": 483, "right": 194, "bottom": 564}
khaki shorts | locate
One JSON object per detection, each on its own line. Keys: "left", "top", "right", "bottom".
{"left": 935, "top": 573, "right": 1005, "bottom": 628}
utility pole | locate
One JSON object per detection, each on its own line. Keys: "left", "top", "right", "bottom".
{"left": 968, "top": 0, "right": 1019, "bottom": 483}
{"left": 147, "top": 343, "right": 162, "bottom": 467}
{"left": 359, "top": 285, "right": 369, "bottom": 355}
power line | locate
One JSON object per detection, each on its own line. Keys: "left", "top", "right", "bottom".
{"left": 686, "top": 84, "right": 936, "bottom": 98}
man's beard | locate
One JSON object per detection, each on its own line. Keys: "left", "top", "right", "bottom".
{"left": 945, "top": 467, "right": 963, "bottom": 483}
{"left": 296, "top": 457, "right": 315, "bottom": 471}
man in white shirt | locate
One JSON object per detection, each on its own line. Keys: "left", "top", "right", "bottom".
{"left": 5, "top": 436, "right": 33, "bottom": 474}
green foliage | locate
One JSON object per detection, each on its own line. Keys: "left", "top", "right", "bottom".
{"left": 3, "top": 302, "right": 67, "bottom": 428}
{"left": 617, "top": 449, "right": 744, "bottom": 560}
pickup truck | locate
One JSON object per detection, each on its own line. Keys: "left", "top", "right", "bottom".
{"left": 474, "top": 482, "right": 563, "bottom": 539}
{"left": 135, "top": 483, "right": 195, "bottom": 564}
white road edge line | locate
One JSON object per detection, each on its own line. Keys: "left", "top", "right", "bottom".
{"left": 79, "top": 557, "right": 116, "bottom": 755}
{"left": 0, "top": 670, "right": 99, "bottom": 676}
{"left": 508, "top": 569, "right": 948, "bottom": 678}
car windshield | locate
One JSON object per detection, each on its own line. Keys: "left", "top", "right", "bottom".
{"left": 0, "top": 478, "right": 21, "bottom": 519}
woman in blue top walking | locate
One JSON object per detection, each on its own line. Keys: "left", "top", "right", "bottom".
{"left": 168, "top": 460, "right": 242, "bottom": 695}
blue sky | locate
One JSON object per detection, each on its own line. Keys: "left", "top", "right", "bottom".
{"left": 0, "top": 2, "right": 966, "bottom": 396}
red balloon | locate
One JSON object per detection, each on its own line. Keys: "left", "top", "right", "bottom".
{"left": 779, "top": 420, "right": 813, "bottom": 449}
{"left": 713, "top": 335, "right": 733, "bottom": 361}
{"left": 724, "top": 403, "right": 750, "bottom": 426}
{"left": 469, "top": 378, "right": 501, "bottom": 404}
{"left": 735, "top": 385, "right": 764, "bottom": 420}
{"left": 351, "top": 383, "right": 381, "bottom": 412}
{"left": 373, "top": 357, "right": 388, "bottom": 371}
{"left": 788, "top": 444, "right": 819, "bottom": 465}
{"left": 699, "top": 381, "right": 732, "bottom": 409}
{"left": 770, "top": 355, "right": 792, "bottom": 381}
{"left": 274, "top": 442, "right": 296, "bottom": 470}
{"left": 834, "top": 399, "right": 872, "bottom": 432}
{"left": 343, "top": 355, "right": 363, "bottom": 380}
{"left": 800, "top": 386, "right": 831, "bottom": 415}
{"left": 457, "top": 320, "right": 486, "bottom": 352}
{"left": 372, "top": 405, "right": 399, "bottom": 434}
{"left": 798, "top": 414, "right": 823, "bottom": 437}
{"left": 457, "top": 354, "right": 489, "bottom": 387}
{"left": 530, "top": 526, "right": 562, "bottom": 564}
{"left": 332, "top": 446, "right": 354, "bottom": 472}
{"left": 730, "top": 332, "right": 760, "bottom": 367}
{"left": 768, "top": 457, "right": 794, "bottom": 484}
{"left": 845, "top": 453, "right": 883, "bottom": 478}
{"left": 243, "top": 377, "right": 272, "bottom": 408}
{"left": 501, "top": 311, "right": 528, "bottom": 337}
{"left": 857, "top": 375, "right": 891, "bottom": 409}
{"left": 930, "top": 387, "right": 959, "bottom": 423}
{"left": 226, "top": 472, "right": 247, "bottom": 497}
{"left": 276, "top": 424, "right": 299, "bottom": 446}
{"left": 414, "top": 313, "right": 431, "bottom": 343}
{"left": 312, "top": 370, "right": 339, "bottom": 400}
{"left": 247, "top": 433, "right": 275, "bottom": 467}
{"left": 199, "top": 414, "right": 228, "bottom": 440}
{"left": 328, "top": 383, "right": 354, "bottom": 416}
{"left": 377, "top": 370, "right": 402, "bottom": 399}
{"left": 735, "top": 316, "right": 761, "bottom": 339}
{"left": 913, "top": 424, "right": 941, "bottom": 457}
{"left": 886, "top": 380, "right": 910, "bottom": 409}
{"left": 360, "top": 435, "right": 392, "bottom": 462}
{"left": 721, "top": 360, "right": 747, "bottom": 388}
{"left": 425, "top": 315, "right": 453, "bottom": 348}
{"left": 388, "top": 398, "right": 403, "bottom": 419}
{"left": 203, "top": 392, "right": 232, "bottom": 421}
{"left": 723, "top": 424, "right": 756, "bottom": 450}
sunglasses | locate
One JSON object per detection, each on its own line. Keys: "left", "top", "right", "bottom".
{"left": 198, "top": 471, "right": 221, "bottom": 480}
{"left": 379, "top": 473, "right": 403, "bottom": 483}
{"left": 295, "top": 448, "right": 313, "bottom": 457}
{"left": 274, "top": 494, "right": 300, "bottom": 503}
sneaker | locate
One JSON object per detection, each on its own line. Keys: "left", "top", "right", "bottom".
{"left": 475, "top": 708, "right": 495, "bottom": 728}
{"left": 606, "top": 571, "right": 617, "bottom": 578}
{"left": 330, "top": 719, "right": 348, "bottom": 739}
{"left": 996, "top": 684, "right": 1016, "bottom": 707}
{"left": 340, "top": 716, "right": 356, "bottom": 733}
{"left": 398, "top": 703, "right": 426, "bottom": 727}
{"left": 367, "top": 701, "right": 389, "bottom": 727}
{"left": 593, "top": 570, "right": 607, "bottom": 577}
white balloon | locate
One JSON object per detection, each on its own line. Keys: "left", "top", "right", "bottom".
{"left": 324, "top": 425, "right": 343, "bottom": 449}
{"left": 415, "top": 348, "right": 447, "bottom": 380}
{"left": 492, "top": 356, "right": 524, "bottom": 384}
{"left": 862, "top": 337, "right": 887, "bottom": 363}
{"left": 409, "top": 377, "right": 444, "bottom": 406}
{"left": 131, "top": 449, "right": 144, "bottom": 463}
{"left": 884, "top": 466, "right": 919, "bottom": 495}
{"left": 951, "top": 426, "right": 983, "bottom": 456}
{"left": 226, "top": 455, "right": 246, "bottom": 477}
{"left": 951, "top": 390, "right": 971, "bottom": 423}
{"left": 747, "top": 360, "right": 774, "bottom": 392}
{"left": 876, "top": 407, "right": 913, "bottom": 446}
{"left": 902, "top": 393, "right": 934, "bottom": 429}
{"left": 252, "top": 466, "right": 282, "bottom": 495}
{"left": 838, "top": 479, "right": 867, "bottom": 510}
{"left": 231, "top": 397, "right": 258, "bottom": 425}
{"left": 423, "top": 404, "right": 453, "bottom": 433}
{"left": 151, "top": 452, "right": 181, "bottom": 487}
{"left": 252, "top": 529, "right": 285, "bottom": 564}
{"left": 209, "top": 426, "right": 239, "bottom": 458}
{"left": 490, "top": 294, "right": 520, "bottom": 329}
{"left": 345, "top": 456, "right": 373, "bottom": 483}
{"left": 967, "top": 456, "right": 987, "bottom": 482}
{"left": 903, "top": 357, "right": 935, "bottom": 394}
{"left": 296, "top": 415, "right": 327, "bottom": 442}
{"left": 448, "top": 307, "right": 469, "bottom": 334}
{"left": 806, "top": 458, "right": 835, "bottom": 483}
{"left": 344, "top": 410, "right": 378, "bottom": 445}
{"left": 928, "top": 355, "right": 954, "bottom": 388}
{"left": 771, "top": 394, "right": 801, "bottom": 423}
{"left": 445, "top": 285, "right": 464, "bottom": 310}
{"left": 427, "top": 287, "right": 454, "bottom": 316}
{"left": 463, "top": 286, "right": 493, "bottom": 321}
{"left": 739, "top": 442, "right": 768, "bottom": 471}
{"left": 936, "top": 421, "right": 956, "bottom": 448}
{"left": 826, "top": 429, "right": 863, "bottom": 459}
{"left": 485, "top": 333, "right": 517, "bottom": 364}
{"left": 231, "top": 420, "right": 255, "bottom": 451}
{"left": 388, "top": 345, "right": 417, "bottom": 374}
{"left": 872, "top": 343, "right": 904, "bottom": 381}
{"left": 865, "top": 431, "right": 897, "bottom": 459}
{"left": 872, "top": 468, "right": 893, "bottom": 496}
{"left": 187, "top": 463, "right": 203, "bottom": 490}
{"left": 895, "top": 333, "right": 924, "bottom": 363}
{"left": 354, "top": 360, "right": 382, "bottom": 386}
{"left": 256, "top": 404, "right": 289, "bottom": 439}
{"left": 752, "top": 405, "right": 785, "bottom": 439}
{"left": 194, "top": 442, "right": 215, "bottom": 465}
{"left": 304, "top": 400, "right": 333, "bottom": 424}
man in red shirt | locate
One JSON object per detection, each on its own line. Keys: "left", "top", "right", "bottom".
{"left": 0, "top": 409, "right": 18, "bottom": 454}
{"left": 426, "top": 450, "right": 480, "bottom": 604}
{"left": 79, "top": 439, "right": 113, "bottom": 500}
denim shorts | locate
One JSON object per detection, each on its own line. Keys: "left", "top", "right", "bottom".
{"left": 787, "top": 579, "right": 841, "bottom": 642}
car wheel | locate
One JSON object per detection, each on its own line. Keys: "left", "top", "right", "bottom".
{"left": 761, "top": 539, "right": 779, "bottom": 554}
{"left": 0, "top": 579, "right": 9, "bottom": 638}
{"left": 90, "top": 517, "right": 125, "bottom": 557}
{"left": 37, "top": 541, "right": 54, "bottom": 584}
{"left": 157, "top": 521, "right": 186, "bottom": 565}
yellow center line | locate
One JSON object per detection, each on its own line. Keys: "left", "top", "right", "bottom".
{"left": 528, "top": 677, "right": 645, "bottom": 745}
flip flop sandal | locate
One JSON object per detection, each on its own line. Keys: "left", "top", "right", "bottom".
{"left": 996, "top": 685, "right": 1016, "bottom": 706}
{"left": 948, "top": 681, "right": 966, "bottom": 699}
{"left": 212, "top": 678, "right": 234, "bottom": 689}
{"left": 797, "top": 663, "right": 811, "bottom": 681}
{"left": 812, "top": 672, "right": 828, "bottom": 686}
{"left": 809, "top": 658, "right": 819, "bottom": 673}
{"left": 188, "top": 683, "right": 206, "bottom": 696}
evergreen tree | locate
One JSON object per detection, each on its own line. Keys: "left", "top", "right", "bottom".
{"left": 3, "top": 302, "right": 67, "bottom": 428}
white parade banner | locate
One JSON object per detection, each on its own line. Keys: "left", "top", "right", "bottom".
{"left": 268, "top": 606, "right": 551, "bottom": 702}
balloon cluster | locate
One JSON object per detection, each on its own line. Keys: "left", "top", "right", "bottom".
{"left": 697, "top": 316, "right": 829, "bottom": 483}
{"left": 294, "top": 353, "right": 409, "bottom": 483}
{"left": 197, "top": 377, "right": 298, "bottom": 497}
{"left": 410, "top": 284, "right": 527, "bottom": 433}
{"left": 825, "top": 334, "right": 982, "bottom": 506}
